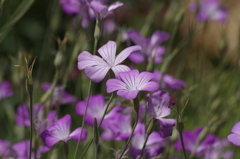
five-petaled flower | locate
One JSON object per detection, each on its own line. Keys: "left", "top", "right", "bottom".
{"left": 106, "top": 69, "right": 159, "bottom": 99}
{"left": 40, "top": 114, "right": 87, "bottom": 148}
{"left": 78, "top": 41, "right": 141, "bottom": 83}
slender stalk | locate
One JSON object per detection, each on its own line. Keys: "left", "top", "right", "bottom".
{"left": 64, "top": 142, "right": 69, "bottom": 159}
{"left": 118, "top": 113, "right": 139, "bottom": 159}
{"left": 94, "top": 143, "right": 98, "bottom": 159}
{"left": 78, "top": 93, "right": 114, "bottom": 159}
{"left": 74, "top": 80, "right": 92, "bottom": 159}
{"left": 139, "top": 133, "right": 150, "bottom": 159}
{"left": 119, "top": 97, "right": 140, "bottom": 159}
{"left": 179, "top": 131, "right": 188, "bottom": 159}
{"left": 28, "top": 87, "right": 33, "bottom": 159}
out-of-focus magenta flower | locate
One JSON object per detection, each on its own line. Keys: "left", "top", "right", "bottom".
{"left": 175, "top": 127, "right": 216, "bottom": 155}
{"left": 107, "top": 69, "right": 159, "bottom": 99}
{"left": 227, "top": 121, "right": 240, "bottom": 146}
{"left": 76, "top": 94, "right": 122, "bottom": 126}
{"left": 204, "top": 139, "right": 233, "bottom": 159}
{"left": 101, "top": 111, "right": 142, "bottom": 141}
{"left": 127, "top": 30, "right": 169, "bottom": 63}
{"left": 59, "top": 0, "right": 86, "bottom": 15}
{"left": 0, "top": 140, "right": 10, "bottom": 157}
{"left": 130, "top": 123, "right": 164, "bottom": 159}
{"left": 152, "top": 70, "right": 185, "bottom": 90}
{"left": 0, "top": 81, "right": 13, "bottom": 100}
{"left": 12, "top": 140, "right": 49, "bottom": 159}
{"left": 189, "top": 0, "right": 227, "bottom": 23}
{"left": 40, "top": 114, "right": 87, "bottom": 148}
{"left": 90, "top": 1, "right": 123, "bottom": 20}
{"left": 42, "top": 83, "right": 77, "bottom": 106}
{"left": 78, "top": 41, "right": 141, "bottom": 83}
{"left": 147, "top": 90, "right": 175, "bottom": 138}
{"left": 16, "top": 103, "right": 57, "bottom": 133}
{"left": 102, "top": 19, "right": 116, "bottom": 35}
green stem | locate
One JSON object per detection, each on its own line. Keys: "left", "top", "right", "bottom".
{"left": 179, "top": 131, "right": 188, "bottom": 159}
{"left": 119, "top": 98, "right": 139, "bottom": 159}
{"left": 74, "top": 80, "right": 92, "bottom": 159}
{"left": 94, "top": 143, "right": 98, "bottom": 159}
{"left": 28, "top": 91, "right": 33, "bottom": 159}
{"left": 139, "top": 133, "right": 150, "bottom": 159}
{"left": 64, "top": 142, "right": 69, "bottom": 159}
{"left": 78, "top": 93, "right": 114, "bottom": 159}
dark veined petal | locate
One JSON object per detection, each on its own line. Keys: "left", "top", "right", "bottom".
{"left": 77, "top": 51, "right": 107, "bottom": 70}
{"left": 118, "top": 70, "right": 139, "bottom": 90}
{"left": 111, "top": 65, "right": 131, "bottom": 78}
{"left": 98, "top": 41, "right": 117, "bottom": 66}
{"left": 85, "top": 66, "right": 110, "bottom": 83}
{"left": 117, "top": 90, "right": 139, "bottom": 99}
{"left": 106, "top": 79, "right": 127, "bottom": 93}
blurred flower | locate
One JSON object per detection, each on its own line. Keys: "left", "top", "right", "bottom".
{"left": 42, "top": 83, "right": 77, "bottom": 105}
{"left": 12, "top": 140, "right": 49, "bottom": 159}
{"left": 147, "top": 90, "right": 176, "bottom": 138}
{"left": 189, "top": 0, "right": 228, "bottom": 23}
{"left": 102, "top": 19, "right": 116, "bottom": 35}
{"left": 152, "top": 70, "right": 185, "bottom": 90}
{"left": 78, "top": 41, "right": 141, "bottom": 83}
{"left": 227, "top": 121, "right": 240, "bottom": 146}
{"left": 130, "top": 123, "right": 164, "bottom": 159}
{"left": 90, "top": 1, "right": 123, "bottom": 20}
{"left": 175, "top": 127, "right": 216, "bottom": 155}
{"left": 40, "top": 114, "right": 87, "bottom": 148}
{"left": 204, "top": 139, "right": 233, "bottom": 159}
{"left": 107, "top": 69, "right": 159, "bottom": 99}
{"left": 76, "top": 94, "right": 122, "bottom": 126}
{"left": 127, "top": 30, "right": 169, "bottom": 63}
{"left": 59, "top": 0, "right": 86, "bottom": 15}
{"left": 0, "top": 81, "right": 13, "bottom": 100}
{"left": 0, "top": 140, "right": 10, "bottom": 157}
{"left": 16, "top": 103, "right": 57, "bottom": 133}
{"left": 101, "top": 111, "right": 142, "bottom": 141}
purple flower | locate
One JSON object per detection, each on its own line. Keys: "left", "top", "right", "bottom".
{"left": 127, "top": 30, "right": 169, "bottom": 63}
{"left": 76, "top": 94, "right": 122, "bottom": 126}
{"left": 130, "top": 123, "right": 164, "bottom": 159}
{"left": 227, "top": 121, "right": 240, "bottom": 146}
{"left": 152, "top": 70, "right": 185, "bottom": 90}
{"left": 40, "top": 114, "right": 87, "bottom": 148}
{"left": 147, "top": 90, "right": 176, "bottom": 138}
{"left": 204, "top": 139, "right": 233, "bottom": 159}
{"left": 12, "top": 140, "right": 49, "bottom": 159}
{"left": 106, "top": 69, "right": 159, "bottom": 99}
{"left": 0, "top": 140, "right": 10, "bottom": 157}
{"left": 90, "top": 1, "right": 123, "bottom": 20}
{"left": 101, "top": 113, "right": 133, "bottom": 140}
{"left": 0, "top": 81, "right": 13, "bottom": 100}
{"left": 59, "top": 0, "right": 85, "bottom": 15}
{"left": 78, "top": 41, "right": 141, "bottom": 83}
{"left": 189, "top": 0, "right": 227, "bottom": 23}
{"left": 42, "top": 83, "right": 77, "bottom": 105}
{"left": 175, "top": 127, "right": 216, "bottom": 155}
{"left": 16, "top": 103, "right": 57, "bottom": 133}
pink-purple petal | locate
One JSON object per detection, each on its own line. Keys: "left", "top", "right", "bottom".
{"left": 227, "top": 134, "right": 240, "bottom": 146}
{"left": 111, "top": 65, "right": 131, "bottom": 78}
{"left": 114, "top": 45, "right": 142, "bottom": 65}
{"left": 85, "top": 66, "right": 110, "bottom": 83}
{"left": 140, "top": 81, "right": 159, "bottom": 91}
{"left": 117, "top": 90, "right": 139, "bottom": 99}
{"left": 231, "top": 121, "right": 240, "bottom": 134}
{"left": 69, "top": 127, "right": 88, "bottom": 142}
{"left": 128, "top": 51, "right": 145, "bottom": 63}
{"left": 108, "top": 1, "right": 124, "bottom": 12}
{"left": 90, "top": 1, "right": 108, "bottom": 19}
{"left": 98, "top": 41, "right": 116, "bottom": 66}
{"left": 106, "top": 79, "right": 127, "bottom": 93}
